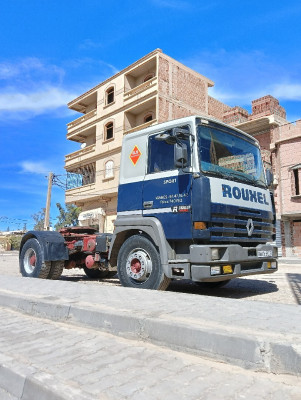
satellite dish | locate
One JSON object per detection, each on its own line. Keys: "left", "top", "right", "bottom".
{"left": 80, "top": 143, "right": 87, "bottom": 149}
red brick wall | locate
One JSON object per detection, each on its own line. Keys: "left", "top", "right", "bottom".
{"left": 256, "top": 131, "right": 271, "bottom": 151}
{"left": 158, "top": 56, "right": 170, "bottom": 96}
{"left": 208, "top": 96, "right": 231, "bottom": 121}
{"left": 223, "top": 106, "right": 249, "bottom": 125}
{"left": 250, "top": 95, "right": 286, "bottom": 119}
{"left": 171, "top": 64, "right": 207, "bottom": 111}
{"left": 278, "top": 137, "right": 301, "bottom": 215}
{"left": 158, "top": 55, "right": 209, "bottom": 122}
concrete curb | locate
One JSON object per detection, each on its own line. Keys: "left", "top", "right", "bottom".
{"left": 0, "top": 357, "right": 92, "bottom": 400}
{"left": 0, "top": 288, "right": 300, "bottom": 377}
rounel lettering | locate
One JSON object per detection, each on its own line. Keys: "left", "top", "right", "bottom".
{"left": 222, "top": 184, "right": 269, "bottom": 205}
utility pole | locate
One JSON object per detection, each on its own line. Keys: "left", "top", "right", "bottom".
{"left": 44, "top": 172, "right": 53, "bottom": 231}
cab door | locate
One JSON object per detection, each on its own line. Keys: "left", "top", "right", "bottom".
{"left": 142, "top": 132, "right": 192, "bottom": 240}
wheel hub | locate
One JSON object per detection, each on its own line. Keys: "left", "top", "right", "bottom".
{"left": 24, "top": 248, "right": 37, "bottom": 274}
{"left": 126, "top": 249, "right": 152, "bottom": 281}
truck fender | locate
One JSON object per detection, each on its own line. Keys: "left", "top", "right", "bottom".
{"left": 109, "top": 217, "right": 170, "bottom": 274}
{"left": 20, "top": 231, "right": 69, "bottom": 263}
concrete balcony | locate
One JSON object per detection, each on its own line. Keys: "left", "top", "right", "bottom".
{"left": 68, "top": 90, "right": 97, "bottom": 113}
{"left": 67, "top": 110, "right": 98, "bottom": 142}
{"left": 123, "top": 77, "right": 157, "bottom": 102}
{"left": 65, "top": 144, "right": 96, "bottom": 169}
{"left": 67, "top": 122, "right": 97, "bottom": 143}
{"left": 124, "top": 119, "right": 158, "bottom": 135}
{"left": 65, "top": 183, "right": 97, "bottom": 205}
{"left": 124, "top": 97, "right": 157, "bottom": 134}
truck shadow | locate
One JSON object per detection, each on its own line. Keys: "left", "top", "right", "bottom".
{"left": 286, "top": 273, "right": 301, "bottom": 305}
{"left": 167, "top": 278, "right": 279, "bottom": 299}
{"left": 61, "top": 272, "right": 279, "bottom": 300}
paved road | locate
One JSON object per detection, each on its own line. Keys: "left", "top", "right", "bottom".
{"left": 1, "top": 306, "right": 300, "bottom": 400}
{"left": 1, "top": 252, "right": 300, "bottom": 305}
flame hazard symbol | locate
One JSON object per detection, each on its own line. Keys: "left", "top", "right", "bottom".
{"left": 130, "top": 145, "right": 141, "bottom": 165}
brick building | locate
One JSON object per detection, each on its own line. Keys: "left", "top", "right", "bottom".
{"left": 65, "top": 49, "right": 216, "bottom": 232}
{"left": 65, "top": 49, "right": 301, "bottom": 258}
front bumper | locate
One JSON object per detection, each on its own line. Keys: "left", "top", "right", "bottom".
{"left": 168, "top": 243, "right": 278, "bottom": 282}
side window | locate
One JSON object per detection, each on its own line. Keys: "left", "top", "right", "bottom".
{"left": 291, "top": 166, "right": 301, "bottom": 196}
{"left": 105, "top": 160, "right": 114, "bottom": 179}
{"left": 148, "top": 126, "right": 191, "bottom": 174}
{"left": 144, "top": 113, "right": 153, "bottom": 123}
{"left": 106, "top": 87, "right": 114, "bottom": 105}
{"left": 104, "top": 122, "right": 114, "bottom": 141}
{"left": 144, "top": 73, "right": 154, "bottom": 82}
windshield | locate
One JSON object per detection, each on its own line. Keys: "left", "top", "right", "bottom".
{"left": 197, "top": 123, "right": 266, "bottom": 186}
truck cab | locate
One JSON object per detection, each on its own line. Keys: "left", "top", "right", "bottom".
{"left": 110, "top": 115, "right": 277, "bottom": 290}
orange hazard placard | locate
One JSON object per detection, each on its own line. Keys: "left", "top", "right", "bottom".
{"left": 130, "top": 145, "right": 141, "bottom": 165}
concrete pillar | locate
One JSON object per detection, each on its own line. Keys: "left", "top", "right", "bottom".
{"left": 284, "top": 220, "right": 293, "bottom": 257}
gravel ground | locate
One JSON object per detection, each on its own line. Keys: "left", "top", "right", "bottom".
{"left": 1, "top": 251, "right": 300, "bottom": 305}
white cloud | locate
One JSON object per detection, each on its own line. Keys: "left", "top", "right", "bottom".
{"left": 0, "top": 87, "right": 77, "bottom": 113}
{"left": 0, "top": 58, "right": 64, "bottom": 83}
{"left": 272, "top": 83, "right": 301, "bottom": 101}
{"left": 0, "top": 57, "right": 82, "bottom": 120}
{"left": 20, "top": 161, "right": 51, "bottom": 174}
{"left": 79, "top": 39, "right": 103, "bottom": 50}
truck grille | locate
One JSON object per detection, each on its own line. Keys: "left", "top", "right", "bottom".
{"left": 210, "top": 204, "right": 274, "bottom": 245}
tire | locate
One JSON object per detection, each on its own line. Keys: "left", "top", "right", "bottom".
{"left": 196, "top": 280, "right": 231, "bottom": 289}
{"left": 20, "top": 238, "right": 51, "bottom": 279}
{"left": 117, "top": 235, "right": 170, "bottom": 290}
{"left": 83, "top": 266, "right": 109, "bottom": 279}
{"left": 48, "top": 260, "right": 64, "bottom": 280}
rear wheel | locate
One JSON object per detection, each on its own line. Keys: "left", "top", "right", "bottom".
{"left": 117, "top": 235, "right": 170, "bottom": 290}
{"left": 20, "top": 238, "right": 51, "bottom": 278}
{"left": 48, "top": 261, "right": 64, "bottom": 280}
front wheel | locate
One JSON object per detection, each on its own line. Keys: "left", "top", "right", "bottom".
{"left": 20, "top": 238, "right": 51, "bottom": 278}
{"left": 117, "top": 235, "right": 170, "bottom": 290}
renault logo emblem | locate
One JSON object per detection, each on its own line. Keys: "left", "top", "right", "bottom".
{"left": 246, "top": 218, "right": 254, "bottom": 236}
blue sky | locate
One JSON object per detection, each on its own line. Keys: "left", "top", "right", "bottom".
{"left": 1, "top": 0, "right": 301, "bottom": 230}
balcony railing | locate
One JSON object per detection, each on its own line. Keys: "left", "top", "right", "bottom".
{"left": 66, "top": 162, "right": 96, "bottom": 190}
{"left": 124, "top": 119, "right": 157, "bottom": 135}
{"left": 65, "top": 144, "right": 96, "bottom": 163}
{"left": 124, "top": 77, "right": 157, "bottom": 100}
{"left": 67, "top": 109, "right": 97, "bottom": 130}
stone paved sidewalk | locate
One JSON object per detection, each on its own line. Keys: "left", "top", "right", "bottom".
{"left": 0, "top": 306, "right": 300, "bottom": 400}
{"left": 0, "top": 274, "right": 301, "bottom": 376}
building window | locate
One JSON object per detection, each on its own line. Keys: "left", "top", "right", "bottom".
{"left": 143, "top": 73, "right": 154, "bottom": 82}
{"left": 106, "top": 87, "right": 114, "bottom": 105}
{"left": 291, "top": 164, "right": 301, "bottom": 196}
{"left": 105, "top": 160, "right": 114, "bottom": 179}
{"left": 293, "top": 168, "right": 300, "bottom": 195}
{"left": 105, "top": 122, "right": 114, "bottom": 141}
{"left": 144, "top": 113, "right": 153, "bottom": 123}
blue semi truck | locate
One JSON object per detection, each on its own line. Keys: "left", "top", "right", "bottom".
{"left": 19, "top": 115, "right": 278, "bottom": 290}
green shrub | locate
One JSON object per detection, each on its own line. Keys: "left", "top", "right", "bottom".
{"left": 8, "top": 235, "right": 22, "bottom": 250}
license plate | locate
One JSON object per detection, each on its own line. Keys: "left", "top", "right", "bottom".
{"left": 257, "top": 250, "right": 272, "bottom": 258}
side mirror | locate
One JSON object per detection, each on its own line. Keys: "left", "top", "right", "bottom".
{"left": 155, "top": 132, "right": 177, "bottom": 144}
{"left": 175, "top": 143, "right": 188, "bottom": 168}
{"left": 155, "top": 126, "right": 191, "bottom": 144}
{"left": 265, "top": 169, "right": 273, "bottom": 187}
